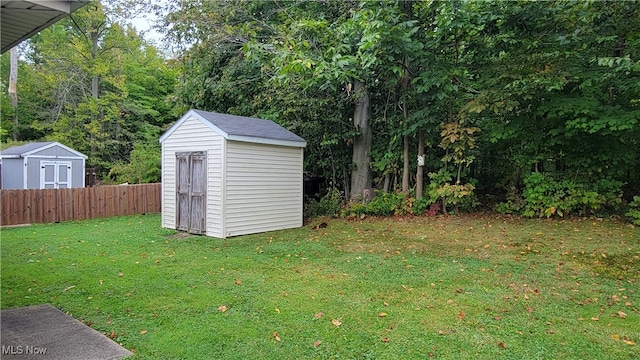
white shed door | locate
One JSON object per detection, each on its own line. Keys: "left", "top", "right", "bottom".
{"left": 40, "top": 161, "right": 71, "bottom": 189}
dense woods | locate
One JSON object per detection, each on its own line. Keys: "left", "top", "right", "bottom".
{"left": 2, "top": 0, "right": 639, "bottom": 219}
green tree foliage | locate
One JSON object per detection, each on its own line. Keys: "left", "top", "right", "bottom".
{"left": 5, "top": 0, "right": 638, "bottom": 214}
{"left": 1, "top": 0, "right": 176, "bottom": 181}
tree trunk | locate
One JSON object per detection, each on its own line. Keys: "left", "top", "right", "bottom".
{"left": 350, "top": 80, "right": 372, "bottom": 202}
{"left": 402, "top": 135, "right": 410, "bottom": 192}
{"left": 416, "top": 127, "right": 425, "bottom": 199}
{"left": 91, "top": 30, "right": 99, "bottom": 99}
{"left": 9, "top": 47, "right": 18, "bottom": 141}
{"left": 383, "top": 174, "right": 390, "bottom": 193}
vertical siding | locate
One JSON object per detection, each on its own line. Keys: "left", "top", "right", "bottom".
{"left": 161, "top": 116, "right": 223, "bottom": 238}
{"left": 225, "top": 141, "right": 303, "bottom": 237}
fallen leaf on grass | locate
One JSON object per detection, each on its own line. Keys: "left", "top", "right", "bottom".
{"left": 378, "top": 312, "right": 388, "bottom": 317}
{"left": 140, "top": 330, "right": 148, "bottom": 335}
{"left": 617, "top": 311, "right": 627, "bottom": 319}
{"left": 526, "top": 306, "right": 535, "bottom": 313}
{"left": 383, "top": 302, "right": 389, "bottom": 306}
{"left": 591, "top": 317, "right": 599, "bottom": 321}
{"left": 118, "top": 272, "right": 124, "bottom": 277}
{"left": 313, "top": 340, "right": 322, "bottom": 348}
{"left": 624, "top": 340, "right": 636, "bottom": 346}
{"left": 314, "top": 312, "right": 323, "bottom": 319}
{"left": 438, "top": 330, "right": 446, "bottom": 335}
{"left": 612, "top": 334, "right": 620, "bottom": 341}
{"left": 273, "top": 332, "right": 281, "bottom": 342}
{"left": 235, "top": 279, "right": 242, "bottom": 285}
{"left": 498, "top": 342, "right": 506, "bottom": 349}
{"left": 381, "top": 337, "right": 389, "bottom": 343}
{"left": 457, "top": 311, "right": 465, "bottom": 320}
{"left": 331, "top": 319, "right": 342, "bottom": 327}
{"left": 109, "top": 330, "right": 117, "bottom": 339}
{"left": 218, "top": 305, "right": 228, "bottom": 312}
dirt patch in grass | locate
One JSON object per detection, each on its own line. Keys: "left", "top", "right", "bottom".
{"left": 164, "top": 231, "right": 194, "bottom": 240}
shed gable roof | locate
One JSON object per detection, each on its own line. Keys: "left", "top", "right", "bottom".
{"left": 160, "top": 109, "right": 306, "bottom": 148}
{"left": 0, "top": 141, "right": 87, "bottom": 159}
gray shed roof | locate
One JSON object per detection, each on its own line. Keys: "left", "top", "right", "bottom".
{"left": 160, "top": 109, "right": 306, "bottom": 148}
{"left": 0, "top": 141, "right": 87, "bottom": 159}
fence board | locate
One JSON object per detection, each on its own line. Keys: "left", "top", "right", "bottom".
{"left": 0, "top": 183, "right": 161, "bottom": 226}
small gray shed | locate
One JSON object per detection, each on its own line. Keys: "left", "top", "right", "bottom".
{"left": 0, "top": 141, "right": 87, "bottom": 189}
{"left": 159, "top": 109, "right": 307, "bottom": 238}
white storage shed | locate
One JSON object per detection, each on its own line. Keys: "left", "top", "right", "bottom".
{"left": 159, "top": 109, "right": 307, "bottom": 238}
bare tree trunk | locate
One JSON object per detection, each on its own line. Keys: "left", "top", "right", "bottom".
{"left": 91, "top": 30, "right": 99, "bottom": 99}
{"left": 383, "top": 174, "right": 390, "bottom": 193}
{"left": 9, "top": 47, "right": 18, "bottom": 141}
{"left": 350, "top": 80, "right": 372, "bottom": 202}
{"left": 402, "top": 134, "right": 410, "bottom": 192}
{"left": 400, "top": 53, "right": 411, "bottom": 193}
{"left": 416, "top": 127, "right": 425, "bottom": 199}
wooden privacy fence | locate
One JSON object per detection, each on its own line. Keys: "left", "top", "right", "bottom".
{"left": 0, "top": 183, "right": 161, "bottom": 226}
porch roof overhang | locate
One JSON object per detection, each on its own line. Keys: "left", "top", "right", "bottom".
{"left": 1, "top": 0, "right": 91, "bottom": 53}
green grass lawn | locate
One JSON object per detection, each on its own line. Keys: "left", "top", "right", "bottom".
{"left": 1, "top": 214, "right": 638, "bottom": 359}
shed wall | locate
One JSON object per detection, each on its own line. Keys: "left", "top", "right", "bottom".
{"left": 224, "top": 141, "right": 303, "bottom": 237}
{"left": 1, "top": 158, "right": 24, "bottom": 189}
{"left": 161, "top": 115, "right": 224, "bottom": 238}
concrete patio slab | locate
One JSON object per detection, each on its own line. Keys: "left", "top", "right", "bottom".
{"left": 1, "top": 304, "right": 131, "bottom": 359}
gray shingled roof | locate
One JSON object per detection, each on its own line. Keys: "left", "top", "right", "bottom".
{"left": 192, "top": 110, "right": 306, "bottom": 144}
{"left": 1, "top": 142, "right": 56, "bottom": 156}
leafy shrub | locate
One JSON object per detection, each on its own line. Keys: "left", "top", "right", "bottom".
{"left": 518, "top": 173, "right": 623, "bottom": 218}
{"left": 413, "top": 197, "right": 432, "bottom": 215}
{"left": 626, "top": 196, "right": 640, "bottom": 225}
{"left": 364, "top": 191, "right": 406, "bottom": 216}
{"left": 304, "top": 188, "right": 343, "bottom": 218}
{"left": 426, "top": 169, "right": 477, "bottom": 214}
{"left": 495, "top": 185, "right": 525, "bottom": 214}
{"left": 343, "top": 190, "right": 435, "bottom": 217}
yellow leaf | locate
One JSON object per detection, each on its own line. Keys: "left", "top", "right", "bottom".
{"left": 624, "top": 340, "right": 635, "bottom": 346}
{"left": 140, "top": 330, "right": 148, "bottom": 335}
{"left": 275, "top": 308, "right": 280, "bottom": 314}
{"left": 331, "top": 319, "right": 342, "bottom": 327}
{"left": 378, "top": 312, "right": 388, "bottom": 317}
{"left": 218, "top": 305, "right": 228, "bottom": 312}
{"left": 612, "top": 334, "right": 620, "bottom": 341}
